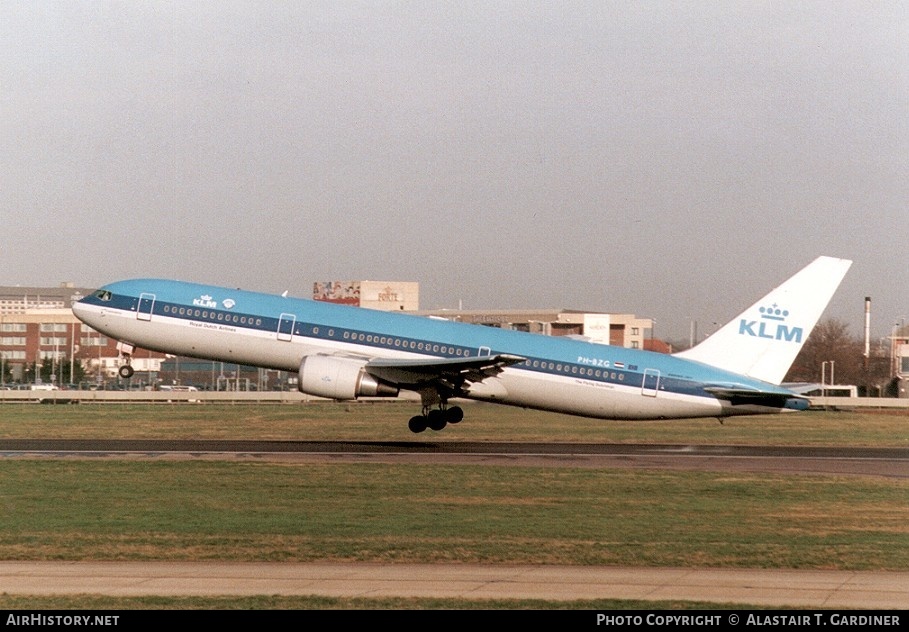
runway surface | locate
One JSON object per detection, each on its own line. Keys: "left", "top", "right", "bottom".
{"left": 0, "top": 439, "right": 906, "bottom": 477}
{"left": 1, "top": 561, "right": 907, "bottom": 609}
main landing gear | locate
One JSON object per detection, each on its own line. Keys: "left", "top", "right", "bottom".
{"left": 408, "top": 405, "right": 464, "bottom": 433}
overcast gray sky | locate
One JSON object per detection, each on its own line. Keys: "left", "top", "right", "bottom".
{"left": 2, "top": 2, "right": 906, "bottom": 343}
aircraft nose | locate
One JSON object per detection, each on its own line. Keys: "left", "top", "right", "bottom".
{"left": 71, "top": 296, "right": 100, "bottom": 327}
{"left": 72, "top": 299, "right": 84, "bottom": 315}
{"left": 71, "top": 300, "right": 88, "bottom": 322}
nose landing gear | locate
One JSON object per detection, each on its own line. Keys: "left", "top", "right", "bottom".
{"left": 116, "top": 341, "right": 135, "bottom": 379}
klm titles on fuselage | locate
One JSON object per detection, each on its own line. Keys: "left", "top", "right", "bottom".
{"left": 192, "top": 294, "right": 236, "bottom": 310}
{"left": 738, "top": 305, "right": 802, "bottom": 343}
{"left": 193, "top": 295, "right": 218, "bottom": 309}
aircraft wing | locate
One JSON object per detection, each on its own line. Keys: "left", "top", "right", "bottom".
{"left": 365, "top": 354, "right": 526, "bottom": 391}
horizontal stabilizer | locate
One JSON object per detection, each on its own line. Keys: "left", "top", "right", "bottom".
{"left": 704, "top": 385, "right": 808, "bottom": 408}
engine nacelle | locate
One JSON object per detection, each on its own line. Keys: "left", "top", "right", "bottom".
{"left": 298, "top": 355, "right": 399, "bottom": 400}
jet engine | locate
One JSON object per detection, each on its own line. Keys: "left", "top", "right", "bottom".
{"left": 298, "top": 355, "right": 399, "bottom": 400}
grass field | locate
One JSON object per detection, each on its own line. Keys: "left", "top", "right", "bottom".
{"left": 3, "top": 460, "right": 907, "bottom": 568}
{"left": 0, "top": 401, "right": 906, "bottom": 609}
{"left": 2, "top": 399, "right": 908, "bottom": 445}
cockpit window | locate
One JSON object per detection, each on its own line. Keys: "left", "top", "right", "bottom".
{"left": 93, "top": 290, "right": 112, "bottom": 302}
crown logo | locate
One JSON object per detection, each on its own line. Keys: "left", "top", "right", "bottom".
{"left": 759, "top": 304, "right": 789, "bottom": 321}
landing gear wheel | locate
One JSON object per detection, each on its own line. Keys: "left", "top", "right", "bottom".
{"left": 118, "top": 365, "right": 134, "bottom": 379}
{"left": 408, "top": 416, "right": 428, "bottom": 433}
{"left": 446, "top": 406, "right": 464, "bottom": 424}
{"left": 427, "top": 409, "right": 448, "bottom": 431}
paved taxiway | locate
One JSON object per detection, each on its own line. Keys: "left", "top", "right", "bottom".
{"left": 1, "top": 562, "right": 907, "bottom": 608}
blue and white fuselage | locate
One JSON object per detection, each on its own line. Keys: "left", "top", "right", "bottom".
{"left": 72, "top": 256, "right": 852, "bottom": 431}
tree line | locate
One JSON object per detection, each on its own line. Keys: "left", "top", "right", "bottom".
{"left": 785, "top": 318, "right": 895, "bottom": 396}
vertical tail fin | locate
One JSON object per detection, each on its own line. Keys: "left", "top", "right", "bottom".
{"left": 674, "top": 256, "right": 852, "bottom": 384}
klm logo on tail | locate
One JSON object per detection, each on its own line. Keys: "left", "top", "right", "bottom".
{"left": 738, "top": 304, "right": 803, "bottom": 343}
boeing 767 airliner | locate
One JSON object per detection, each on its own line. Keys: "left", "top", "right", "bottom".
{"left": 72, "top": 256, "right": 851, "bottom": 432}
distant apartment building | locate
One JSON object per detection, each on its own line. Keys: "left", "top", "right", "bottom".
{"left": 0, "top": 283, "right": 165, "bottom": 386}
{"left": 313, "top": 280, "right": 420, "bottom": 311}
{"left": 313, "top": 280, "right": 654, "bottom": 350}
{"left": 415, "top": 309, "right": 655, "bottom": 350}
{"left": 0, "top": 283, "right": 86, "bottom": 314}
{"left": 891, "top": 324, "right": 909, "bottom": 397}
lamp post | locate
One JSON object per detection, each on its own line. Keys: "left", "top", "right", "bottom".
{"left": 36, "top": 323, "right": 41, "bottom": 386}
{"left": 53, "top": 331, "right": 59, "bottom": 387}
{"left": 821, "top": 361, "right": 827, "bottom": 396}
{"left": 821, "top": 361, "right": 835, "bottom": 396}
{"left": 70, "top": 323, "right": 76, "bottom": 385}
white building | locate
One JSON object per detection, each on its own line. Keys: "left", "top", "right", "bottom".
{"left": 313, "top": 280, "right": 420, "bottom": 311}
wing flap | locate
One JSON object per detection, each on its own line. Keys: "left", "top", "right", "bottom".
{"left": 365, "top": 354, "right": 525, "bottom": 389}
